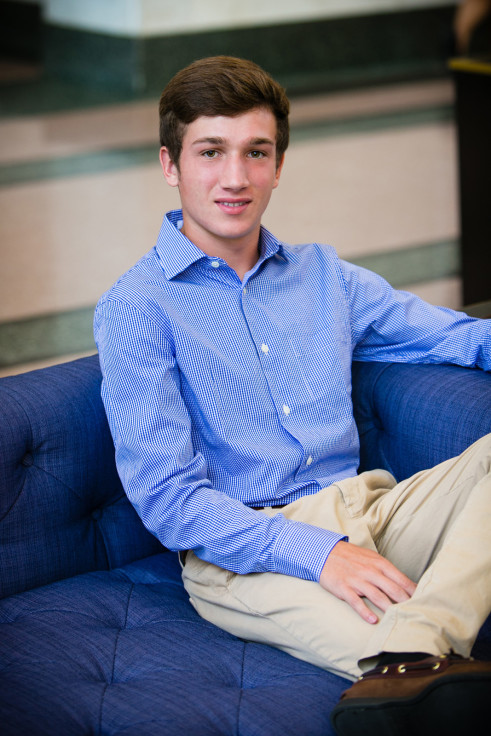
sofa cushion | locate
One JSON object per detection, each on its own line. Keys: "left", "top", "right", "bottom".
{"left": 0, "top": 356, "right": 162, "bottom": 599}
{"left": 352, "top": 361, "right": 491, "bottom": 481}
{"left": 0, "top": 551, "right": 349, "bottom": 736}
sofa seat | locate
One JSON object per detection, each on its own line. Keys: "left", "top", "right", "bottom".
{"left": 0, "top": 551, "right": 349, "bottom": 736}
{"left": 1, "top": 355, "right": 490, "bottom": 735}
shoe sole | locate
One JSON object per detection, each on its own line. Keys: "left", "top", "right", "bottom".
{"left": 330, "top": 672, "right": 491, "bottom": 736}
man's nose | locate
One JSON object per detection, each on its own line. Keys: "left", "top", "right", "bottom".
{"left": 220, "top": 154, "right": 248, "bottom": 189}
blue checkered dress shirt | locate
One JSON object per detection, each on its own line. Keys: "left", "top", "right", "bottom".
{"left": 94, "top": 209, "right": 490, "bottom": 581}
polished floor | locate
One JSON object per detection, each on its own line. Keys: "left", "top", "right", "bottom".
{"left": 0, "top": 68, "right": 461, "bottom": 376}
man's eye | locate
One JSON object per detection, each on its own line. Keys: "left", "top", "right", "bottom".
{"left": 202, "top": 150, "right": 218, "bottom": 158}
{"left": 249, "top": 150, "right": 265, "bottom": 159}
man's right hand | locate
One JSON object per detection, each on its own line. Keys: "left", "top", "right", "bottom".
{"left": 319, "top": 540, "right": 417, "bottom": 624}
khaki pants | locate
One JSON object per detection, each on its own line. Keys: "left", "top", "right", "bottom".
{"left": 182, "top": 434, "right": 491, "bottom": 680}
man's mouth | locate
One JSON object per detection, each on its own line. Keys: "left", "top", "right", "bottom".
{"left": 219, "top": 201, "right": 249, "bottom": 208}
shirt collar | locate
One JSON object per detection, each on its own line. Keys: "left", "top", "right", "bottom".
{"left": 155, "top": 210, "right": 207, "bottom": 279}
{"left": 155, "top": 209, "right": 290, "bottom": 280}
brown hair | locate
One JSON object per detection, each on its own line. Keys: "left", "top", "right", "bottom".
{"left": 159, "top": 56, "right": 290, "bottom": 168}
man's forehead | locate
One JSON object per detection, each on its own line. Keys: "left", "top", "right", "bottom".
{"left": 183, "top": 109, "right": 278, "bottom": 143}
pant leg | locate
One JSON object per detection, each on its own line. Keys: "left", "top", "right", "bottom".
{"left": 182, "top": 435, "right": 491, "bottom": 679}
{"left": 182, "top": 469, "right": 396, "bottom": 681}
{"left": 360, "top": 433, "right": 491, "bottom": 665}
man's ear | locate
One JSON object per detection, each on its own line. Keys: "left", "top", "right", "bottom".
{"left": 159, "top": 147, "right": 179, "bottom": 187}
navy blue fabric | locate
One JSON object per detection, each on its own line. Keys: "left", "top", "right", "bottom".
{"left": 0, "top": 552, "right": 346, "bottom": 736}
{"left": 0, "top": 355, "right": 162, "bottom": 599}
{"left": 1, "top": 551, "right": 489, "bottom": 735}
{"left": 0, "top": 356, "right": 490, "bottom": 735}
{"left": 353, "top": 361, "right": 491, "bottom": 481}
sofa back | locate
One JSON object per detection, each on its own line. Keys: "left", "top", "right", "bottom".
{"left": 352, "top": 360, "right": 491, "bottom": 481}
{"left": 0, "top": 355, "right": 162, "bottom": 599}
{"left": 1, "top": 355, "right": 490, "bottom": 600}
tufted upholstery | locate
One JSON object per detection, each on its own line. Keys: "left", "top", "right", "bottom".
{"left": 352, "top": 361, "right": 491, "bottom": 481}
{"left": 0, "top": 356, "right": 162, "bottom": 599}
{"left": 0, "top": 553, "right": 349, "bottom": 735}
{"left": 0, "top": 355, "right": 490, "bottom": 735}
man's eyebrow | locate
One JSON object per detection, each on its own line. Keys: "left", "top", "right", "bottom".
{"left": 249, "top": 137, "right": 275, "bottom": 147}
{"left": 192, "top": 137, "right": 225, "bottom": 146}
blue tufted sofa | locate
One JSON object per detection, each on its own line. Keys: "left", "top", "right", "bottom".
{"left": 1, "top": 354, "right": 490, "bottom": 736}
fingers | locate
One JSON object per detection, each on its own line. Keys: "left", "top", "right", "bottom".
{"left": 369, "top": 559, "right": 416, "bottom": 605}
{"left": 342, "top": 585, "right": 380, "bottom": 624}
{"left": 319, "top": 541, "right": 417, "bottom": 624}
{"left": 339, "top": 574, "right": 406, "bottom": 625}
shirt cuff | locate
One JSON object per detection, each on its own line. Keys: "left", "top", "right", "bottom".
{"left": 271, "top": 519, "right": 347, "bottom": 582}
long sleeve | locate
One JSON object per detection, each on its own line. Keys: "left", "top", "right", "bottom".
{"left": 341, "top": 260, "right": 491, "bottom": 371}
{"left": 94, "top": 296, "right": 344, "bottom": 581}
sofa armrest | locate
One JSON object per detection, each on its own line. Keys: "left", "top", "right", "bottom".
{"left": 352, "top": 361, "right": 491, "bottom": 482}
{"left": 0, "top": 355, "right": 163, "bottom": 599}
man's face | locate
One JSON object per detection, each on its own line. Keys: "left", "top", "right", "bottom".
{"left": 160, "top": 108, "right": 284, "bottom": 256}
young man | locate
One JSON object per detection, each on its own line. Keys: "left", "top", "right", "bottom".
{"left": 94, "top": 56, "right": 491, "bottom": 734}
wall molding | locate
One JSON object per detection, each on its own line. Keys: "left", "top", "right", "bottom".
{"left": 42, "top": 5, "right": 457, "bottom": 95}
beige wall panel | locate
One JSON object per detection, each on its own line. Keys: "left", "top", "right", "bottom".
{"left": 265, "top": 123, "right": 458, "bottom": 256}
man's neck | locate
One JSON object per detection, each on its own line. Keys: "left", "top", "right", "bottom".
{"left": 213, "top": 243, "right": 260, "bottom": 281}
{"left": 181, "top": 223, "right": 262, "bottom": 282}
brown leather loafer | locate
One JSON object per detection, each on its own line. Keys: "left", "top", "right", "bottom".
{"left": 330, "top": 653, "right": 491, "bottom": 735}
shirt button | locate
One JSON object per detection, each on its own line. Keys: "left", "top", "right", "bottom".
{"left": 261, "top": 343, "right": 269, "bottom": 354}
{"left": 243, "top": 287, "right": 247, "bottom": 294}
{"left": 306, "top": 455, "right": 313, "bottom": 466}
{"left": 282, "top": 405, "right": 291, "bottom": 416}
{"left": 211, "top": 260, "right": 220, "bottom": 268}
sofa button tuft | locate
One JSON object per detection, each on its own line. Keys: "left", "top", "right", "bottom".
{"left": 21, "top": 453, "right": 33, "bottom": 467}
